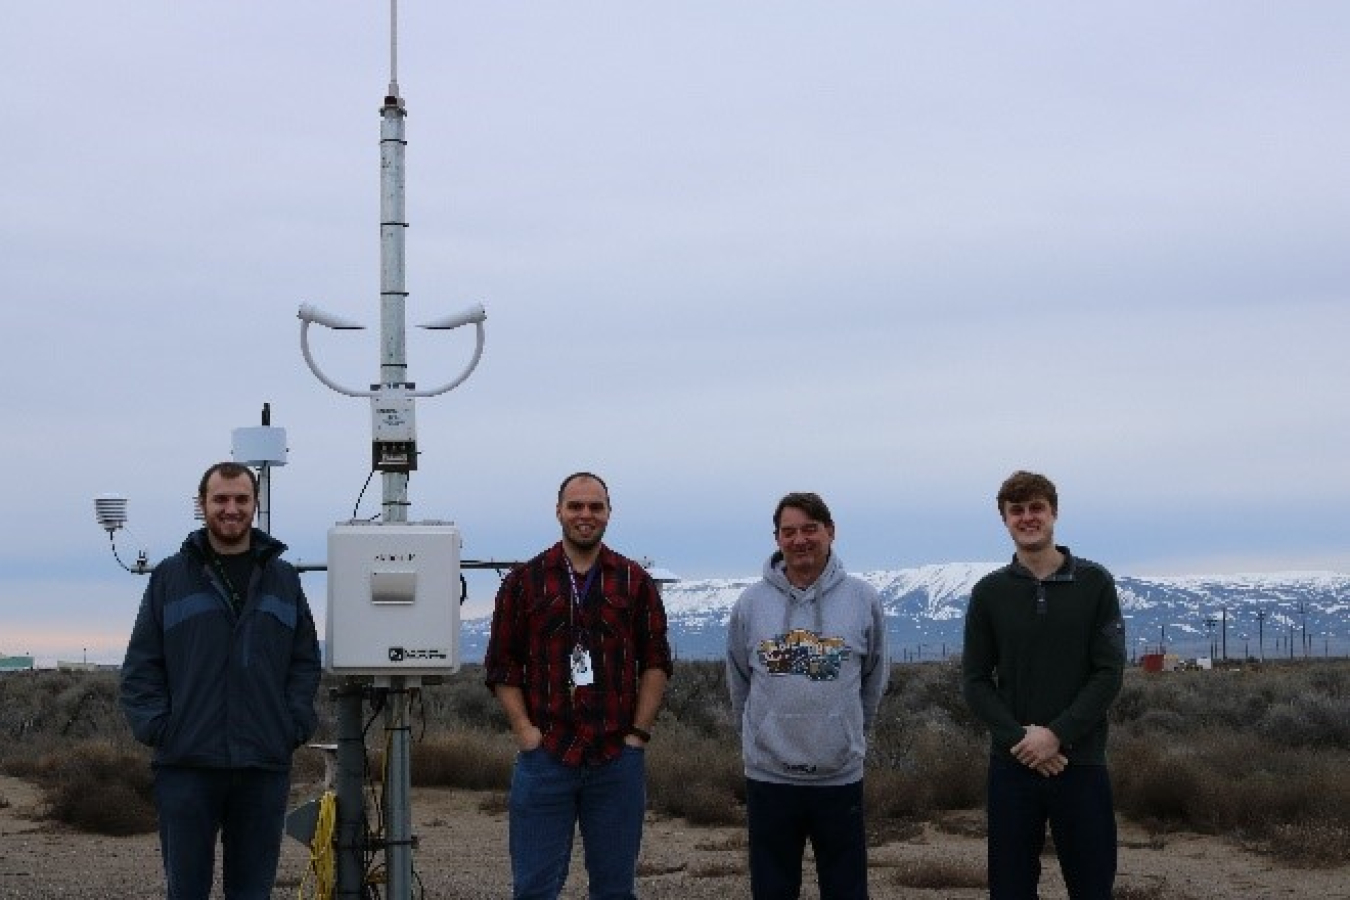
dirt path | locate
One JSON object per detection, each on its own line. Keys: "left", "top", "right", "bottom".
{"left": 1, "top": 775, "right": 1344, "bottom": 899}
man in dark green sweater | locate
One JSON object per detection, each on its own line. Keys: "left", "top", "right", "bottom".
{"left": 962, "top": 471, "right": 1126, "bottom": 899}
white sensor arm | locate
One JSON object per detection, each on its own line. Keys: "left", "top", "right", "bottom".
{"left": 419, "top": 302, "right": 485, "bottom": 331}
{"left": 410, "top": 304, "right": 487, "bottom": 398}
{"left": 298, "top": 304, "right": 373, "bottom": 398}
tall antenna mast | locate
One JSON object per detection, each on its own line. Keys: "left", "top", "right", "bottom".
{"left": 378, "top": 0, "right": 411, "bottom": 526}
{"left": 389, "top": 0, "right": 400, "bottom": 98}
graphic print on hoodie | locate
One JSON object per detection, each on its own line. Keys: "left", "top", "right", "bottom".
{"left": 758, "top": 628, "right": 851, "bottom": 680}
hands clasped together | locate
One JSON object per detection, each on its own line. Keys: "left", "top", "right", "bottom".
{"left": 1011, "top": 724, "right": 1067, "bottom": 777}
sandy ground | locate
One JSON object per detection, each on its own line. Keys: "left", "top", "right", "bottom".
{"left": 1, "top": 774, "right": 1345, "bottom": 899}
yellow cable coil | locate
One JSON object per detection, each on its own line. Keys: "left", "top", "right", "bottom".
{"left": 298, "top": 790, "right": 337, "bottom": 900}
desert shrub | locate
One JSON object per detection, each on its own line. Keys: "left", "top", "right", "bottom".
{"left": 408, "top": 730, "right": 513, "bottom": 790}
{"left": 1113, "top": 670, "right": 1263, "bottom": 733}
{"left": 1111, "top": 738, "right": 1207, "bottom": 827}
{"left": 0, "top": 670, "right": 134, "bottom": 756}
{"left": 1111, "top": 728, "right": 1350, "bottom": 851}
{"left": 24, "top": 739, "right": 156, "bottom": 835}
{"left": 660, "top": 661, "right": 735, "bottom": 737}
{"left": 414, "top": 669, "right": 508, "bottom": 733}
{"left": 888, "top": 857, "right": 985, "bottom": 889}
{"left": 645, "top": 725, "right": 744, "bottom": 826}
{"left": 1131, "top": 707, "right": 1192, "bottom": 735}
{"left": 1112, "top": 883, "right": 1177, "bottom": 900}
{"left": 882, "top": 660, "right": 981, "bottom": 733}
{"left": 1111, "top": 662, "right": 1350, "bottom": 750}
{"left": 1258, "top": 693, "right": 1350, "bottom": 749}
{"left": 1304, "top": 662, "right": 1350, "bottom": 698}
{"left": 689, "top": 858, "right": 743, "bottom": 878}
{"left": 868, "top": 718, "right": 984, "bottom": 819}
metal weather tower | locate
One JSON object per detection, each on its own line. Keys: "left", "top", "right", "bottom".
{"left": 294, "top": 4, "right": 486, "bottom": 899}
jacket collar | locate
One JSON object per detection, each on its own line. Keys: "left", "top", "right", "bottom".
{"left": 1006, "top": 545, "right": 1075, "bottom": 583}
{"left": 183, "top": 527, "right": 287, "bottom": 565}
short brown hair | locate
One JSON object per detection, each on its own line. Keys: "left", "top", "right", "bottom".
{"left": 996, "top": 470, "right": 1058, "bottom": 514}
{"left": 197, "top": 462, "right": 259, "bottom": 500}
{"left": 773, "top": 492, "right": 834, "bottom": 532}
{"left": 557, "top": 471, "right": 610, "bottom": 506}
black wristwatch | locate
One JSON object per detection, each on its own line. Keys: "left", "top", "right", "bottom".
{"left": 626, "top": 726, "right": 652, "bottom": 743}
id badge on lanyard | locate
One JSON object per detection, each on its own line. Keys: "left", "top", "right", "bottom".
{"left": 565, "top": 556, "right": 598, "bottom": 689}
{"left": 570, "top": 644, "right": 594, "bottom": 687}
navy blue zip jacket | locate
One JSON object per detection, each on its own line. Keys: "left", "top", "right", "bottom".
{"left": 120, "top": 528, "right": 321, "bottom": 770}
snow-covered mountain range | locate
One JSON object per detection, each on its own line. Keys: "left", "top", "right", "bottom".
{"left": 460, "top": 563, "right": 1350, "bottom": 662}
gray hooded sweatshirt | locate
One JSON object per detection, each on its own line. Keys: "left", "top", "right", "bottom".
{"left": 726, "top": 551, "right": 889, "bottom": 786}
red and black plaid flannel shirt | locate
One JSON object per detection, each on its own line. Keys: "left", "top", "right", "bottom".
{"left": 484, "top": 542, "right": 673, "bottom": 766}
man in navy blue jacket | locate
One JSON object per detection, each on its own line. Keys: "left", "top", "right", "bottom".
{"left": 121, "top": 461, "right": 321, "bottom": 900}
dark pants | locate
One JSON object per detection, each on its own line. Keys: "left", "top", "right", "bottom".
{"left": 745, "top": 777, "right": 869, "bottom": 900}
{"left": 986, "top": 757, "right": 1116, "bottom": 900}
{"left": 153, "top": 766, "right": 291, "bottom": 900}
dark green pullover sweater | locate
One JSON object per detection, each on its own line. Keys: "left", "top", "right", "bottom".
{"left": 962, "top": 547, "right": 1126, "bottom": 765}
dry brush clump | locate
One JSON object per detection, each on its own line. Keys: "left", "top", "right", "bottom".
{"left": 645, "top": 725, "right": 745, "bottom": 826}
{"left": 886, "top": 856, "right": 986, "bottom": 890}
{"left": 0, "top": 669, "right": 128, "bottom": 750}
{"left": 9, "top": 738, "right": 157, "bottom": 835}
{"left": 867, "top": 660, "right": 986, "bottom": 820}
{"left": 1109, "top": 662, "right": 1350, "bottom": 868}
{"left": 408, "top": 729, "right": 514, "bottom": 790}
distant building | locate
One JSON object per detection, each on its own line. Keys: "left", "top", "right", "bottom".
{"left": 0, "top": 654, "right": 36, "bottom": 671}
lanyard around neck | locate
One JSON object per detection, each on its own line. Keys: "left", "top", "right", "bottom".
{"left": 208, "top": 551, "right": 247, "bottom": 614}
{"left": 563, "top": 553, "right": 599, "bottom": 608}
{"left": 563, "top": 554, "right": 599, "bottom": 650}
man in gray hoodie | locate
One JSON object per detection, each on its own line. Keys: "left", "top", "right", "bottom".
{"left": 726, "top": 492, "right": 889, "bottom": 899}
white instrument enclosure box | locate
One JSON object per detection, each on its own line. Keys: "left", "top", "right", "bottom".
{"left": 325, "top": 522, "right": 461, "bottom": 675}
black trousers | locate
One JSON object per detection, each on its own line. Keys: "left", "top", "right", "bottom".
{"left": 745, "top": 777, "right": 869, "bottom": 900}
{"left": 987, "top": 756, "right": 1117, "bottom": 899}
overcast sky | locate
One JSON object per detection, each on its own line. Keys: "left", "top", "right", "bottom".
{"left": 4, "top": 2, "right": 1348, "bottom": 664}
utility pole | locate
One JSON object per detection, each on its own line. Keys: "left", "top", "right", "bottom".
{"left": 1220, "top": 606, "right": 1227, "bottom": 660}
{"left": 1299, "top": 602, "right": 1308, "bottom": 658}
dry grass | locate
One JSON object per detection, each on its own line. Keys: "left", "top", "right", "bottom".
{"left": 408, "top": 730, "right": 513, "bottom": 790}
{"left": 887, "top": 857, "right": 986, "bottom": 889}
{"left": 688, "top": 859, "right": 743, "bottom": 879}
{"left": 5, "top": 738, "right": 156, "bottom": 835}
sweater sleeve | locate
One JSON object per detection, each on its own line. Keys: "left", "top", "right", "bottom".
{"left": 961, "top": 586, "right": 1025, "bottom": 750}
{"left": 860, "top": 587, "right": 889, "bottom": 730}
{"left": 724, "top": 597, "right": 751, "bottom": 728}
{"left": 1047, "top": 574, "right": 1126, "bottom": 748}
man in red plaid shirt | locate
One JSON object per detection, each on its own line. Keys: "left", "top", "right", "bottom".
{"left": 485, "top": 471, "right": 673, "bottom": 899}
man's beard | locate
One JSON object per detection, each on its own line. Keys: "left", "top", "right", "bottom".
{"left": 208, "top": 518, "right": 251, "bottom": 549}
{"left": 564, "top": 523, "right": 605, "bottom": 551}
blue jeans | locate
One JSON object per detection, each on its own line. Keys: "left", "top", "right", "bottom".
{"left": 508, "top": 746, "right": 647, "bottom": 900}
{"left": 986, "top": 757, "right": 1116, "bottom": 900}
{"left": 745, "top": 778, "right": 869, "bottom": 900}
{"left": 153, "top": 766, "right": 291, "bottom": 900}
